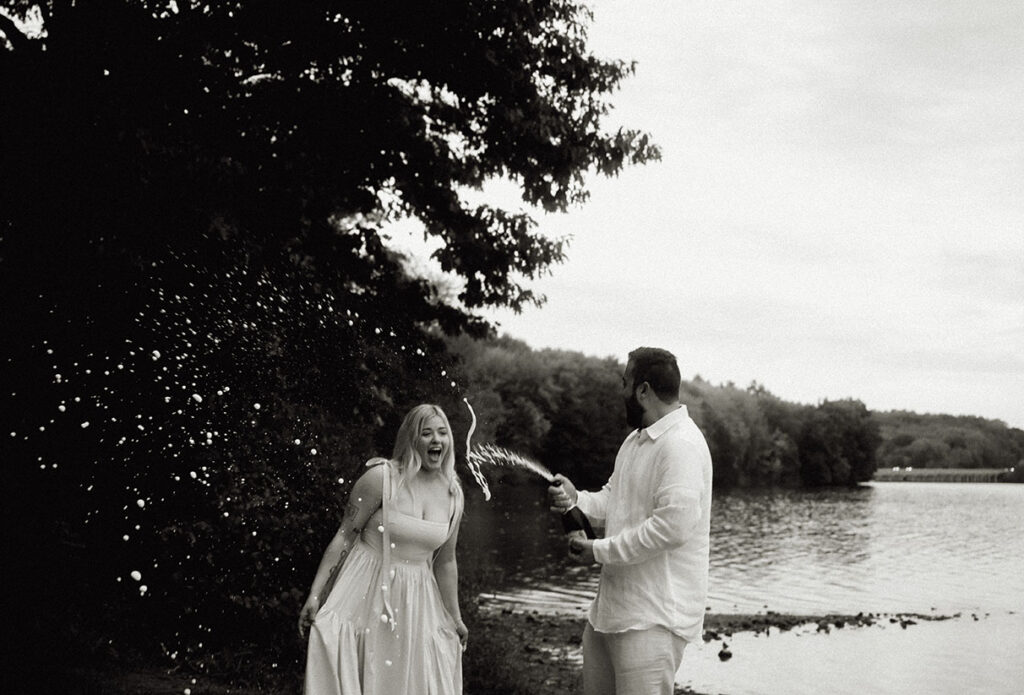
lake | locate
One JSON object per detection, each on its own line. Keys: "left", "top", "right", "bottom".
{"left": 459, "top": 481, "right": 1024, "bottom": 694}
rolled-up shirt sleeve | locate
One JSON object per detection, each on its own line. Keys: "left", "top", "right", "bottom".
{"left": 593, "top": 444, "right": 704, "bottom": 566}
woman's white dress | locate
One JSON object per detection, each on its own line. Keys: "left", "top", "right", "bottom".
{"left": 305, "top": 473, "right": 462, "bottom": 695}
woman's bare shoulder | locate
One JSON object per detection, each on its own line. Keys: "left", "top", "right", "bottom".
{"left": 348, "top": 460, "right": 388, "bottom": 499}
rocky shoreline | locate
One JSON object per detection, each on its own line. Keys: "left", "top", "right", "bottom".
{"left": 469, "top": 608, "right": 956, "bottom": 695}
{"left": 75, "top": 610, "right": 957, "bottom": 694}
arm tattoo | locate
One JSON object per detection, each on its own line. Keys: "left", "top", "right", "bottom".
{"left": 344, "top": 501, "right": 362, "bottom": 534}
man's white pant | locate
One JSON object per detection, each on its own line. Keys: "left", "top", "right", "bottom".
{"left": 582, "top": 623, "right": 687, "bottom": 695}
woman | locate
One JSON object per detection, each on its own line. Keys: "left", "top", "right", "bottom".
{"left": 299, "top": 404, "right": 467, "bottom": 695}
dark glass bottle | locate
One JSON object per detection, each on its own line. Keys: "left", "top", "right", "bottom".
{"left": 561, "top": 505, "right": 596, "bottom": 539}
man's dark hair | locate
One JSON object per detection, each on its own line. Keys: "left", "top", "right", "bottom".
{"left": 628, "top": 347, "right": 681, "bottom": 402}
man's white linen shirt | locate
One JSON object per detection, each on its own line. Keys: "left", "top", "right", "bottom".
{"left": 575, "top": 405, "right": 713, "bottom": 643}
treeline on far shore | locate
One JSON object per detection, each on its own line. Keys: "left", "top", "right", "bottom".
{"left": 449, "top": 335, "right": 1024, "bottom": 489}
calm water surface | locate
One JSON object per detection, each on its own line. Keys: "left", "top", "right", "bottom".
{"left": 459, "top": 481, "right": 1024, "bottom": 694}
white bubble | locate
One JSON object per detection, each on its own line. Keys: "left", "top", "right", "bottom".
{"left": 191, "top": 394, "right": 202, "bottom": 403}
{"left": 137, "top": 499, "right": 145, "bottom": 508}
{"left": 139, "top": 585, "right": 147, "bottom": 595}
{"left": 253, "top": 403, "right": 261, "bottom": 410}
{"left": 123, "top": 535, "right": 129, "bottom": 541}
{"left": 151, "top": 350, "right": 161, "bottom": 360}
{"left": 81, "top": 422, "right": 90, "bottom": 428}
{"left": 58, "top": 405, "right": 66, "bottom": 412}
{"left": 130, "top": 570, "right": 142, "bottom": 581}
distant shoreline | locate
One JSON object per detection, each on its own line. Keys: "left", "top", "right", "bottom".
{"left": 872, "top": 467, "right": 1016, "bottom": 482}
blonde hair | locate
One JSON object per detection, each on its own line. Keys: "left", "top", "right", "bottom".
{"left": 390, "top": 404, "right": 463, "bottom": 504}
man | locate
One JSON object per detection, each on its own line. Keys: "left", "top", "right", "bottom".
{"left": 548, "top": 347, "right": 713, "bottom": 695}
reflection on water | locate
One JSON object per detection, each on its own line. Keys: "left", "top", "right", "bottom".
{"left": 460, "top": 480, "right": 1024, "bottom": 694}
{"left": 461, "top": 481, "right": 1024, "bottom": 616}
{"left": 682, "top": 612, "right": 1024, "bottom": 695}
{"left": 710, "top": 482, "right": 1024, "bottom": 614}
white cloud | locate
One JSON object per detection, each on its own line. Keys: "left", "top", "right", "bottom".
{"left": 483, "top": 0, "right": 1024, "bottom": 428}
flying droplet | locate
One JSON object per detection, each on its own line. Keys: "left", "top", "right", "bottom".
{"left": 191, "top": 394, "right": 202, "bottom": 403}
{"left": 131, "top": 570, "right": 142, "bottom": 581}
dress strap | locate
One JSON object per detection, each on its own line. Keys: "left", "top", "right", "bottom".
{"left": 365, "top": 458, "right": 397, "bottom": 631}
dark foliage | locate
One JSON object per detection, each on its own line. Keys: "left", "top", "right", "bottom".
{"left": 452, "top": 338, "right": 891, "bottom": 491}
{"left": 449, "top": 334, "right": 626, "bottom": 489}
{"left": 1, "top": 0, "right": 657, "bottom": 688}
{"left": 873, "top": 410, "right": 1024, "bottom": 470}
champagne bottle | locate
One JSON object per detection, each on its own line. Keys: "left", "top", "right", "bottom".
{"left": 553, "top": 480, "right": 596, "bottom": 538}
{"left": 562, "top": 505, "right": 596, "bottom": 539}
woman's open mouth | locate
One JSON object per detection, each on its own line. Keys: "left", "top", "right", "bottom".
{"left": 427, "top": 446, "right": 443, "bottom": 463}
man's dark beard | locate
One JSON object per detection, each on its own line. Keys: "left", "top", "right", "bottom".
{"left": 624, "top": 392, "right": 644, "bottom": 429}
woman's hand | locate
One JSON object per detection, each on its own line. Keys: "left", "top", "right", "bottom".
{"left": 298, "top": 595, "right": 319, "bottom": 638}
{"left": 455, "top": 618, "right": 469, "bottom": 651}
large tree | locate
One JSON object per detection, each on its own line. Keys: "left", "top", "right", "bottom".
{"left": 0, "top": 1, "right": 657, "bottom": 687}
{"left": 1, "top": 0, "right": 657, "bottom": 317}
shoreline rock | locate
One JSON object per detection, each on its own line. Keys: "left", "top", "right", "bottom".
{"left": 468, "top": 608, "right": 959, "bottom": 695}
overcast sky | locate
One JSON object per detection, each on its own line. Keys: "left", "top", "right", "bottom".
{"left": 473, "top": 0, "right": 1024, "bottom": 428}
